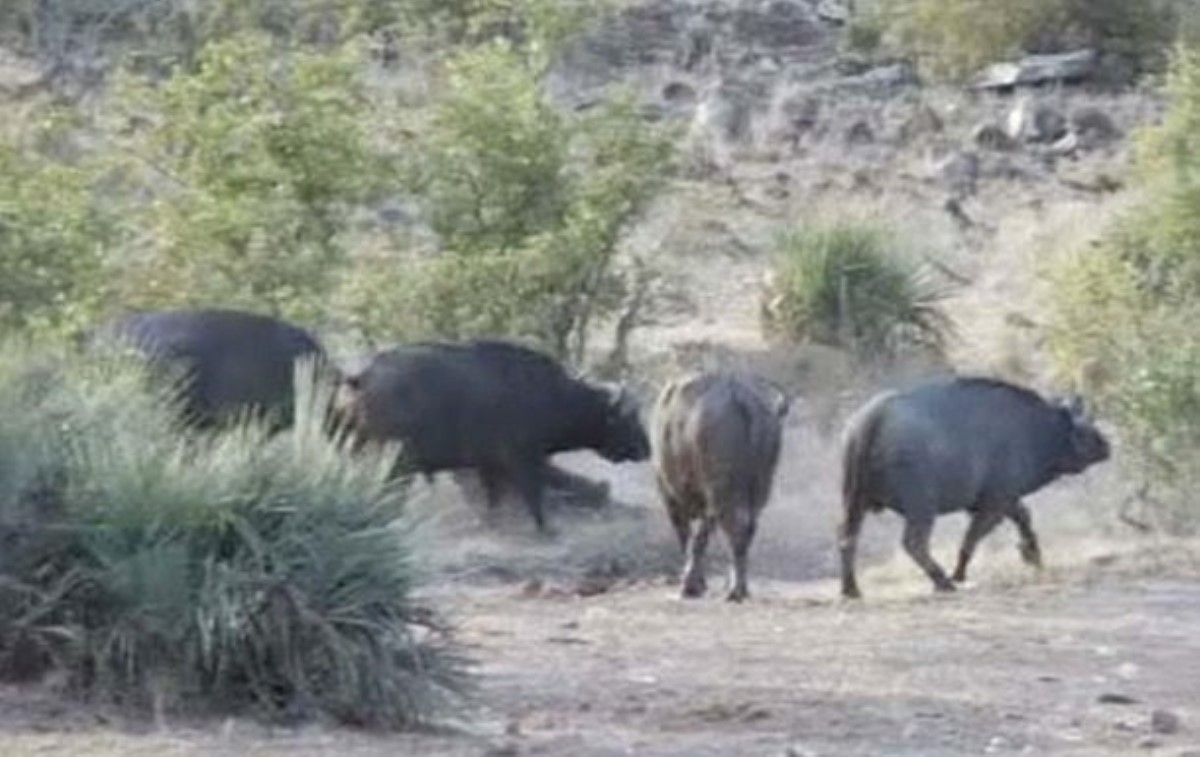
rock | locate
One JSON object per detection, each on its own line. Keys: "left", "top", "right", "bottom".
{"left": 663, "top": 81, "right": 698, "bottom": 108}
{"left": 973, "top": 123, "right": 1017, "bottom": 151}
{"left": 1071, "top": 107, "right": 1121, "bottom": 147}
{"left": 972, "top": 49, "right": 1097, "bottom": 90}
{"left": 1152, "top": 710, "right": 1183, "bottom": 735}
{"left": 778, "top": 93, "right": 821, "bottom": 140}
{"left": 855, "top": 62, "right": 918, "bottom": 90}
{"left": 816, "top": 0, "right": 850, "bottom": 24}
{"left": 844, "top": 120, "right": 875, "bottom": 146}
{"left": 1139, "top": 736, "right": 1164, "bottom": 750}
{"left": 898, "top": 104, "right": 943, "bottom": 142}
{"left": 1007, "top": 100, "right": 1069, "bottom": 144}
{"left": 732, "top": 1, "right": 822, "bottom": 50}
{"left": 937, "top": 151, "right": 980, "bottom": 196}
{"left": 1098, "top": 692, "right": 1141, "bottom": 705}
{"left": 704, "top": 75, "right": 773, "bottom": 142}
{"left": 485, "top": 742, "right": 520, "bottom": 757}
{"left": 1050, "top": 131, "right": 1080, "bottom": 157}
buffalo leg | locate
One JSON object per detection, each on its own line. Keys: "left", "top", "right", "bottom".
{"left": 902, "top": 514, "right": 955, "bottom": 593}
{"left": 838, "top": 504, "right": 866, "bottom": 599}
{"left": 952, "top": 507, "right": 1006, "bottom": 583}
{"left": 657, "top": 478, "right": 692, "bottom": 552}
{"left": 722, "top": 505, "right": 757, "bottom": 603}
{"left": 681, "top": 513, "right": 714, "bottom": 599}
{"left": 510, "top": 460, "right": 550, "bottom": 533}
{"left": 478, "top": 467, "right": 505, "bottom": 510}
{"left": 1008, "top": 501, "right": 1042, "bottom": 569}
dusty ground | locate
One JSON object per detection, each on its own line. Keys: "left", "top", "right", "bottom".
{"left": 2, "top": 540, "right": 1199, "bottom": 757}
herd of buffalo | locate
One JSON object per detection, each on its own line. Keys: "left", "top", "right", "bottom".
{"left": 84, "top": 307, "right": 1112, "bottom": 601}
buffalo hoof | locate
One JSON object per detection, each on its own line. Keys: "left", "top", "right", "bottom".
{"left": 725, "top": 588, "right": 748, "bottom": 603}
{"left": 951, "top": 570, "right": 967, "bottom": 583}
{"left": 1020, "top": 541, "right": 1043, "bottom": 568}
{"left": 841, "top": 588, "right": 862, "bottom": 601}
{"left": 933, "top": 579, "right": 957, "bottom": 593}
{"left": 680, "top": 576, "right": 707, "bottom": 599}
{"left": 534, "top": 525, "right": 559, "bottom": 541}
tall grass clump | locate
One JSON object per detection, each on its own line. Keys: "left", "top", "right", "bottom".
{"left": 0, "top": 341, "right": 466, "bottom": 727}
{"left": 761, "top": 222, "right": 952, "bottom": 360}
{"left": 1046, "top": 48, "right": 1200, "bottom": 533}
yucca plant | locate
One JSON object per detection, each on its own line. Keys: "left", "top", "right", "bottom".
{"left": 0, "top": 345, "right": 468, "bottom": 727}
{"left": 761, "top": 223, "right": 953, "bottom": 359}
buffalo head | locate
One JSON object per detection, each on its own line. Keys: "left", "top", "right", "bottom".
{"left": 597, "top": 385, "right": 651, "bottom": 463}
{"left": 1058, "top": 394, "right": 1110, "bottom": 473}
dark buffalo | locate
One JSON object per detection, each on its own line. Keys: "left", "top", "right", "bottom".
{"left": 334, "top": 339, "right": 650, "bottom": 532}
{"left": 838, "top": 377, "right": 1110, "bottom": 599}
{"left": 89, "top": 308, "right": 330, "bottom": 430}
{"left": 651, "top": 371, "right": 789, "bottom": 602}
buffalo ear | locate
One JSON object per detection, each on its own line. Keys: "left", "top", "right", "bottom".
{"left": 609, "top": 384, "right": 638, "bottom": 414}
{"left": 1063, "top": 393, "right": 1090, "bottom": 421}
{"left": 762, "top": 380, "right": 791, "bottom": 419}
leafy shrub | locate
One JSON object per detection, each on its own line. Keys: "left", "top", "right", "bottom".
{"left": 103, "top": 32, "right": 396, "bottom": 323}
{"left": 863, "top": 0, "right": 1177, "bottom": 81}
{"left": 761, "top": 223, "right": 951, "bottom": 359}
{"left": 1047, "top": 48, "right": 1200, "bottom": 531}
{"left": 342, "top": 40, "right": 674, "bottom": 363}
{"left": 0, "top": 141, "right": 114, "bottom": 333}
{"left": 0, "top": 341, "right": 466, "bottom": 725}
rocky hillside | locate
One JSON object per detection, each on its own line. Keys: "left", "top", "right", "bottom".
{"left": 546, "top": 0, "right": 1162, "bottom": 404}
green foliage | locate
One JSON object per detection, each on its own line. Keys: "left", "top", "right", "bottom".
{"left": 761, "top": 223, "right": 951, "bottom": 359}
{"left": 864, "top": 0, "right": 1177, "bottom": 82}
{"left": 344, "top": 40, "right": 674, "bottom": 362}
{"left": 0, "top": 342, "right": 466, "bottom": 724}
{"left": 1047, "top": 49, "right": 1200, "bottom": 531}
{"left": 106, "top": 32, "right": 395, "bottom": 322}
{"left": 0, "top": 139, "right": 113, "bottom": 333}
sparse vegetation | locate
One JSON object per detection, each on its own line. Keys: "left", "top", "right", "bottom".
{"left": 0, "top": 342, "right": 466, "bottom": 725}
{"left": 761, "top": 223, "right": 951, "bottom": 360}
{"left": 1047, "top": 47, "right": 1200, "bottom": 532}
{"left": 860, "top": 0, "right": 1178, "bottom": 82}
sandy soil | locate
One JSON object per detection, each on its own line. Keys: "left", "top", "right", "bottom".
{"left": 2, "top": 519, "right": 1198, "bottom": 757}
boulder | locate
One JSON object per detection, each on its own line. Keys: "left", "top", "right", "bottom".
{"left": 936, "top": 151, "right": 980, "bottom": 196}
{"left": 1007, "top": 100, "right": 1069, "bottom": 144}
{"left": 972, "top": 49, "right": 1097, "bottom": 90}
{"left": 972, "top": 123, "right": 1016, "bottom": 151}
{"left": 1071, "top": 106, "right": 1121, "bottom": 148}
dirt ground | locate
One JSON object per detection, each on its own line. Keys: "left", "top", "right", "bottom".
{"left": 2, "top": 504, "right": 1198, "bottom": 757}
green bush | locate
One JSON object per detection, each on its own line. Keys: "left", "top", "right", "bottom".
{"left": 342, "top": 39, "right": 674, "bottom": 363}
{"left": 0, "top": 341, "right": 466, "bottom": 726}
{"left": 761, "top": 223, "right": 951, "bottom": 359}
{"left": 863, "top": 0, "right": 1176, "bottom": 82}
{"left": 1047, "top": 48, "right": 1200, "bottom": 531}
{"left": 103, "top": 32, "right": 396, "bottom": 324}
{"left": 0, "top": 140, "right": 114, "bottom": 334}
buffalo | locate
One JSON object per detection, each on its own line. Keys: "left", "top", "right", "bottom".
{"left": 334, "top": 339, "right": 650, "bottom": 532}
{"left": 651, "top": 371, "right": 790, "bottom": 602}
{"left": 838, "top": 376, "right": 1110, "bottom": 599}
{"left": 88, "top": 308, "right": 330, "bottom": 431}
